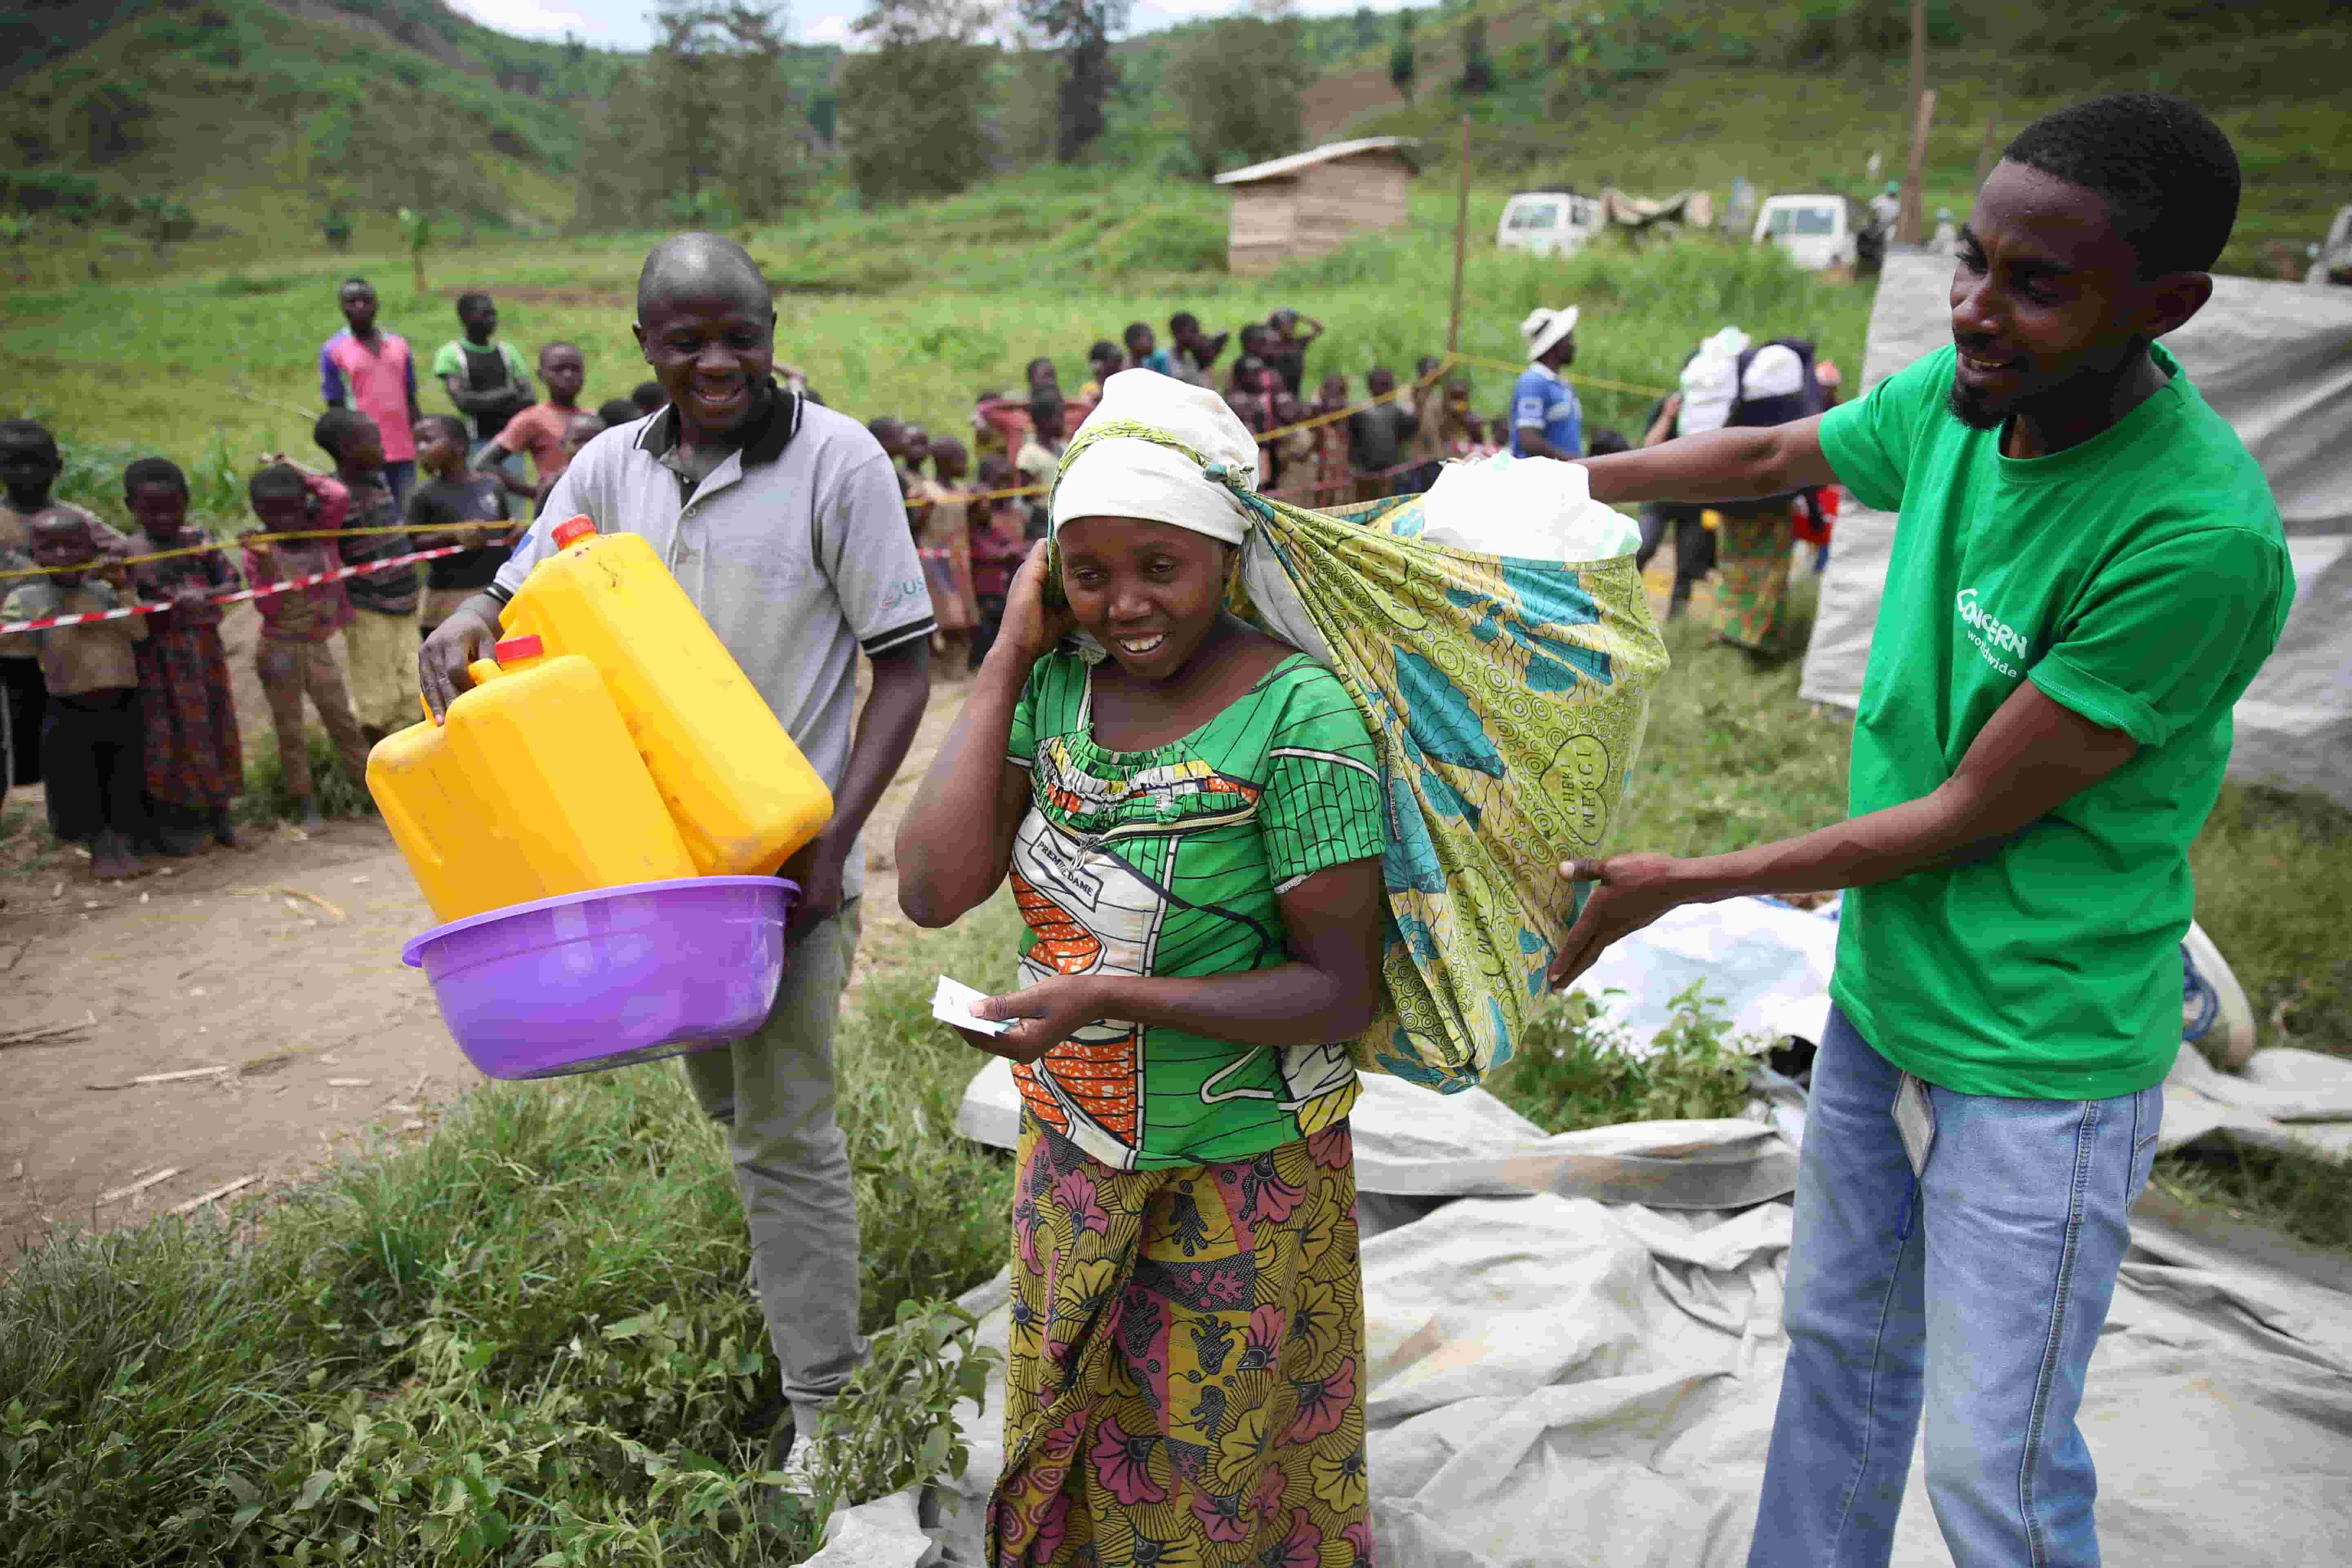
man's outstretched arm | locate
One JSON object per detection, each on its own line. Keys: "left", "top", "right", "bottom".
{"left": 1578, "top": 412, "right": 1837, "bottom": 504}
{"left": 1547, "top": 681, "right": 2138, "bottom": 989}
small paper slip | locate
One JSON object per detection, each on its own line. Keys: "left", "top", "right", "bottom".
{"left": 933, "top": 976, "right": 1011, "bottom": 1036}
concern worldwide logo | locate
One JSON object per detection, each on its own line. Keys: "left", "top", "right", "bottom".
{"left": 1955, "top": 588, "right": 2030, "bottom": 677}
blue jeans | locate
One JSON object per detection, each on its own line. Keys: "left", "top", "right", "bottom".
{"left": 1749, "top": 1005, "right": 2162, "bottom": 1568}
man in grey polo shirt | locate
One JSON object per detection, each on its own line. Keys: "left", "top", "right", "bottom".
{"left": 419, "top": 233, "right": 933, "bottom": 1471}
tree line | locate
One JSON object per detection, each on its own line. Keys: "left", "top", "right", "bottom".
{"left": 576, "top": 0, "right": 1334, "bottom": 216}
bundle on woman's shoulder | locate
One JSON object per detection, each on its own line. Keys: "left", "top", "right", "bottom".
{"left": 1230, "top": 452, "right": 1670, "bottom": 1091}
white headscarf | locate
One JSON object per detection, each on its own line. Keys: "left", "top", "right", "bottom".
{"left": 1048, "top": 370, "right": 1261, "bottom": 547}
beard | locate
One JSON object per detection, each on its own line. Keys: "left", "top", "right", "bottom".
{"left": 1945, "top": 375, "right": 2009, "bottom": 430}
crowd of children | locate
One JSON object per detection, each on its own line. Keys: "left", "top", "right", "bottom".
{"left": 2, "top": 284, "right": 1601, "bottom": 878}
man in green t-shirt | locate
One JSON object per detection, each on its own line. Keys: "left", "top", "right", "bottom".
{"left": 1554, "top": 94, "right": 2292, "bottom": 1566}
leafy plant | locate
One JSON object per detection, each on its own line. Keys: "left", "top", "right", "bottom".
{"left": 321, "top": 206, "right": 352, "bottom": 251}
{"left": 1487, "top": 981, "right": 1761, "bottom": 1134}
{"left": 793, "top": 1298, "right": 1001, "bottom": 1524}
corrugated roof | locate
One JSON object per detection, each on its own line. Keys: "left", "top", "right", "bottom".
{"left": 1212, "top": 137, "right": 1423, "bottom": 186}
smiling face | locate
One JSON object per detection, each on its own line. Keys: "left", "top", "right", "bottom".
{"left": 339, "top": 282, "right": 377, "bottom": 335}
{"left": 633, "top": 277, "right": 775, "bottom": 439}
{"left": 1947, "top": 159, "right": 2206, "bottom": 432}
{"left": 127, "top": 480, "right": 188, "bottom": 543}
{"left": 539, "top": 345, "right": 587, "bottom": 407}
{"left": 1057, "top": 516, "right": 1232, "bottom": 681}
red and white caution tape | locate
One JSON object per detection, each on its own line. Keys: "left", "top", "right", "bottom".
{"left": 0, "top": 546, "right": 465, "bottom": 635}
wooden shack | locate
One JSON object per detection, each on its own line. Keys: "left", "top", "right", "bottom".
{"left": 1214, "top": 137, "right": 1422, "bottom": 276}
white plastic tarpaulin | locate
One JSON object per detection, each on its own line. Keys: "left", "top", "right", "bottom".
{"left": 1799, "top": 253, "right": 2352, "bottom": 807}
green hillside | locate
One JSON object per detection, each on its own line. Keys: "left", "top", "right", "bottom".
{"left": 1299, "top": 0, "right": 2347, "bottom": 277}
{"left": 0, "top": 0, "right": 626, "bottom": 265}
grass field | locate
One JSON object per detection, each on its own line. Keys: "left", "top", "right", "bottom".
{"left": 2, "top": 169, "right": 1861, "bottom": 535}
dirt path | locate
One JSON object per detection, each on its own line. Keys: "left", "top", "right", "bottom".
{"left": 1, "top": 672, "right": 971, "bottom": 1256}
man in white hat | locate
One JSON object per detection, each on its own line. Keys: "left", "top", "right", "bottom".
{"left": 1513, "top": 306, "right": 1584, "bottom": 460}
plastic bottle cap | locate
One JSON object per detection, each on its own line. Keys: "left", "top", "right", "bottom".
{"left": 550, "top": 516, "right": 598, "bottom": 549}
{"left": 494, "top": 635, "right": 545, "bottom": 662}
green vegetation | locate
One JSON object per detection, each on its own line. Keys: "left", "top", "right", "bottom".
{"left": 0, "top": 898, "right": 1024, "bottom": 1566}
{"left": 1334, "top": 0, "right": 2347, "bottom": 277}
{"left": 0, "top": 0, "right": 611, "bottom": 272}
{"left": 1488, "top": 982, "right": 1762, "bottom": 1132}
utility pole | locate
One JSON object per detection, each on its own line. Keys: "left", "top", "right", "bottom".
{"left": 1897, "top": 0, "right": 1928, "bottom": 245}
{"left": 1448, "top": 113, "right": 1471, "bottom": 356}
{"left": 1973, "top": 109, "right": 2002, "bottom": 190}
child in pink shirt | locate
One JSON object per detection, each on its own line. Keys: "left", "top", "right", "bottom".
{"left": 320, "top": 277, "right": 421, "bottom": 503}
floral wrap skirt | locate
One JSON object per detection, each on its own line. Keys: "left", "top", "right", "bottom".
{"left": 990, "top": 1114, "right": 1370, "bottom": 1568}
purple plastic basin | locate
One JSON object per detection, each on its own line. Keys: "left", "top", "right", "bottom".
{"left": 401, "top": 876, "right": 798, "bottom": 1080}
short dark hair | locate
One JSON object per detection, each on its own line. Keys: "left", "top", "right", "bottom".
{"left": 1088, "top": 340, "right": 1119, "bottom": 362}
{"left": 339, "top": 276, "right": 372, "bottom": 294}
{"left": 538, "top": 340, "right": 581, "bottom": 364}
{"left": 1123, "top": 322, "right": 1150, "bottom": 343}
{"left": 1584, "top": 426, "right": 1631, "bottom": 458}
{"left": 455, "top": 292, "right": 493, "bottom": 318}
{"left": 630, "top": 381, "right": 664, "bottom": 413}
{"left": 122, "top": 456, "right": 187, "bottom": 497}
{"left": 1029, "top": 396, "right": 1065, "bottom": 423}
{"left": 249, "top": 463, "right": 309, "bottom": 504}
{"left": 596, "top": 397, "right": 640, "bottom": 428}
{"left": 1169, "top": 311, "right": 1199, "bottom": 335}
{"left": 2001, "top": 92, "right": 2239, "bottom": 275}
{"left": 0, "top": 417, "right": 57, "bottom": 459}
{"left": 414, "top": 413, "right": 469, "bottom": 445}
{"left": 313, "top": 407, "right": 376, "bottom": 457}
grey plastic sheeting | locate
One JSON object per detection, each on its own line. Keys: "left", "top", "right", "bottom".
{"left": 1798, "top": 254, "right": 2352, "bottom": 807}
{"left": 891, "top": 1056, "right": 2352, "bottom": 1568}
{"left": 957, "top": 1056, "right": 1802, "bottom": 1212}
{"left": 816, "top": 1189, "right": 2352, "bottom": 1568}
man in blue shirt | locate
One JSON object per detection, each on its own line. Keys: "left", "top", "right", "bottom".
{"left": 1512, "top": 305, "right": 1583, "bottom": 459}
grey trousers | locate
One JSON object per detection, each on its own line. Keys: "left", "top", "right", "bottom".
{"left": 680, "top": 898, "right": 867, "bottom": 1430}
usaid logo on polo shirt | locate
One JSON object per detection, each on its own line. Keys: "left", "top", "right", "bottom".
{"left": 1955, "top": 588, "right": 2031, "bottom": 679}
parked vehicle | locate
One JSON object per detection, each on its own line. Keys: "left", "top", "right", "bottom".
{"left": 1752, "top": 194, "right": 1860, "bottom": 272}
{"left": 2308, "top": 204, "right": 2352, "bottom": 286}
{"left": 1497, "top": 189, "right": 1604, "bottom": 257}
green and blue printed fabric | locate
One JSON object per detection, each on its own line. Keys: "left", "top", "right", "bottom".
{"left": 1054, "top": 423, "right": 1670, "bottom": 1093}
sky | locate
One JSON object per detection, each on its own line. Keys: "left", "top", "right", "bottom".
{"left": 447, "top": 0, "right": 1412, "bottom": 52}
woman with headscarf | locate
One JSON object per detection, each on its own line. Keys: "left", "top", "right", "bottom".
{"left": 898, "top": 370, "right": 1387, "bottom": 1568}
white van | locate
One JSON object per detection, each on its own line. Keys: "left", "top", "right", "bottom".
{"left": 1497, "top": 190, "right": 1603, "bottom": 257}
{"left": 1752, "top": 194, "right": 1858, "bottom": 272}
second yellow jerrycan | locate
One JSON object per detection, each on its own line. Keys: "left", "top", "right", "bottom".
{"left": 366, "top": 637, "right": 697, "bottom": 925}
{"left": 498, "top": 517, "right": 834, "bottom": 877}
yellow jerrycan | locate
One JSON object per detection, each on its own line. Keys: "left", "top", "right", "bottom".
{"left": 367, "top": 636, "right": 696, "bottom": 925}
{"left": 494, "top": 517, "right": 833, "bottom": 877}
